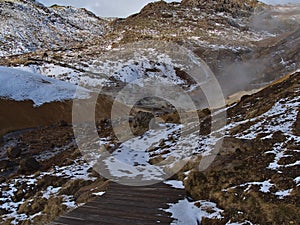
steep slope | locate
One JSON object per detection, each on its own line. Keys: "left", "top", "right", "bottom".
{"left": 174, "top": 70, "right": 300, "bottom": 224}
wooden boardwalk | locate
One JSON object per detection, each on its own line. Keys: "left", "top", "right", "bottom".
{"left": 51, "top": 181, "right": 186, "bottom": 225}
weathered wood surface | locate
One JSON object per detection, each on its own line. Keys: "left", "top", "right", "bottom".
{"left": 50, "top": 181, "right": 186, "bottom": 225}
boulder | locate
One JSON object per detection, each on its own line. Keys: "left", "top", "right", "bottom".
{"left": 6, "top": 146, "right": 21, "bottom": 158}
{"left": 59, "top": 179, "right": 92, "bottom": 196}
{"left": 19, "top": 157, "right": 40, "bottom": 173}
{"left": 0, "top": 160, "right": 11, "bottom": 171}
{"left": 12, "top": 189, "right": 25, "bottom": 202}
{"left": 0, "top": 208, "right": 9, "bottom": 216}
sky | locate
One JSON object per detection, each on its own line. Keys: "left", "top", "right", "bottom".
{"left": 38, "top": 0, "right": 300, "bottom": 18}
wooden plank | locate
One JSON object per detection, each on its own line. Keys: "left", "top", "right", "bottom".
{"left": 53, "top": 182, "right": 186, "bottom": 225}
{"left": 66, "top": 206, "right": 171, "bottom": 222}
{"left": 56, "top": 211, "right": 166, "bottom": 225}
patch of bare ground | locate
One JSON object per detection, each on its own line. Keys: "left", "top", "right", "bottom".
{"left": 0, "top": 93, "right": 129, "bottom": 137}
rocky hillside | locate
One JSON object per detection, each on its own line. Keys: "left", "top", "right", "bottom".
{"left": 0, "top": 70, "right": 299, "bottom": 224}
{"left": 0, "top": 0, "right": 299, "bottom": 225}
{"left": 181, "top": 0, "right": 263, "bottom": 16}
{"left": 0, "top": 0, "right": 299, "bottom": 99}
{"left": 179, "top": 69, "right": 300, "bottom": 224}
{"left": 0, "top": 0, "right": 107, "bottom": 57}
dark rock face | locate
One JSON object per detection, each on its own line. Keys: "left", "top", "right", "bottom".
{"left": 19, "top": 157, "right": 40, "bottom": 173}
{"left": 139, "top": 0, "right": 170, "bottom": 14}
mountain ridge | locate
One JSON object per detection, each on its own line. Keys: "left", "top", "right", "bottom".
{"left": 0, "top": 0, "right": 107, "bottom": 57}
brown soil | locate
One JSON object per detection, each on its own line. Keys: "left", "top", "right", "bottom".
{"left": 0, "top": 93, "right": 127, "bottom": 137}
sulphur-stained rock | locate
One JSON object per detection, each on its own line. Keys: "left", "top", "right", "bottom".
{"left": 75, "top": 179, "right": 109, "bottom": 203}
{"left": 219, "top": 137, "right": 253, "bottom": 155}
{"left": 41, "top": 197, "right": 67, "bottom": 223}
{"left": 184, "top": 170, "right": 209, "bottom": 199}
{"left": 149, "top": 155, "right": 164, "bottom": 165}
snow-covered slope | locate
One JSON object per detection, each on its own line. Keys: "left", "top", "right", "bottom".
{"left": 0, "top": 66, "right": 90, "bottom": 106}
{"left": 13, "top": 59, "right": 186, "bottom": 88}
{"left": 0, "top": 0, "right": 106, "bottom": 56}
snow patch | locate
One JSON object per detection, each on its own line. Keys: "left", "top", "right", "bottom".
{"left": 103, "top": 123, "right": 183, "bottom": 180}
{"left": 224, "top": 180, "right": 274, "bottom": 193}
{"left": 226, "top": 220, "right": 256, "bottom": 225}
{"left": 0, "top": 157, "right": 97, "bottom": 224}
{"left": 164, "top": 199, "right": 223, "bottom": 225}
{"left": 294, "top": 176, "right": 300, "bottom": 186}
{"left": 0, "top": 66, "right": 90, "bottom": 106}
{"left": 236, "top": 96, "right": 300, "bottom": 140}
{"left": 42, "top": 186, "right": 61, "bottom": 198}
{"left": 274, "top": 189, "right": 293, "bottom": 199}
{"left": 92, "top": 191, "right": 106, "bottom": 196}
{"left": 62, "top": 195, "right": 77, "bottom": 208}
{"left": 46, "top": 159, "right": 97, "bottom": 181}
{"left": 164, "top": 180, "right": 185, "bottom": 189}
